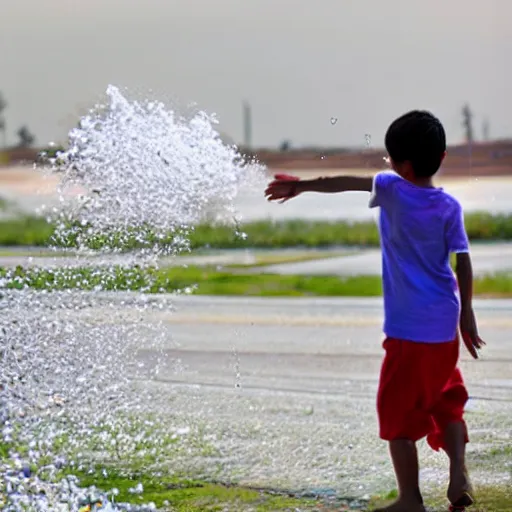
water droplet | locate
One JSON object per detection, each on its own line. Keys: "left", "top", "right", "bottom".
{"left": 0, "top": 85, "right": 263, "bottom": 509}
{"left": 233, "top": 346, "right": 242, "bottom": 389}
{"left": 330, "top": 117, "right": 338, "bottom": 125}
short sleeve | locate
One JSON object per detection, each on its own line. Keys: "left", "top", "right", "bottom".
{"left": 445, "top": 201, "right": 469, "bottom": 254}
{"left": 369, "top": 170, "right": 401, "bottom": 209}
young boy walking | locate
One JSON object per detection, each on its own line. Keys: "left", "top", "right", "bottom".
{"left": 265, "top": 110, "right": 485, "bottom": 512}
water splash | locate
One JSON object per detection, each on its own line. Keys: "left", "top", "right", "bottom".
{"left": 1, "top": 85, "right": 264, "bottom": 510}
{"left": 232, "top": 346, "right": 242, "bottom": 390}
{"left": 41, "top": 85, "right": 263, "bottom": 256}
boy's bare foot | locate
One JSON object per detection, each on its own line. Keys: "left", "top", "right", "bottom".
{"left": 447, "top": 467, "right": 474, "bottom": 508}
{"left": 374, "top": 499, "right": 426, "bottom": 512}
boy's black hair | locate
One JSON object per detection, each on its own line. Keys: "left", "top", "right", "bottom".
{"left": 385, "top": 110, "right": 446, "bottom": 177}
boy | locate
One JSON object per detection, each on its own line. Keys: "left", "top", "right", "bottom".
{"left": 264, "top": 110, "right": 485, "bottom": 512}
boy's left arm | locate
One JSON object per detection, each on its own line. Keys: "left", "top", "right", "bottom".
{"left": 455, "top": 252, "right": 486, "bottom": 359}
{"left": 447, "top": 203, "right": 486, "bottom": 358}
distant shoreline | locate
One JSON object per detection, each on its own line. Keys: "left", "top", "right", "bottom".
{"left": 0, "top": 165, "right": 511, "bottom": 195}
{"left": 1, "top": 137, "right": 512, "bottom": 178}
{"left": 249, "top": 139, "right": 512, "bottom": 177}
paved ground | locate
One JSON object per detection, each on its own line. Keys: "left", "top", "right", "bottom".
{"left": 5, "top": 289, "right": 512, "bottom": 500}
{"left": 256, "top": 242, "right": 512, "bottom": 277}
{"left": 148, "top": 296, "right": 512, "bottom": 391}
{"left": 0, "top": 248, "right": 352, "bottom": 269}
{"left": 1, "top": 243, "right": 512, "bottom": 278}
{"left": 116, "top": 295, "right": 512, "bottom": 494}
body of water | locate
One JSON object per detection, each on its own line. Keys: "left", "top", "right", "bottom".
{"left": 1, "top": 167, "right": 511, "bottom": 222}
{"left": 235, "top": 175, "right": 512, "bottom": 222}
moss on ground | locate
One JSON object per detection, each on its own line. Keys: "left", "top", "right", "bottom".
{"left": 67, "top": 467, "right": 512, "bottom": 512}
{"left": 67, "top": 469, "right": 321, "bottom": 511}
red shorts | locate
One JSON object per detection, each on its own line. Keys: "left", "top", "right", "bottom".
{"left": 377, "top": 337, "right": 469, "bottom": 451}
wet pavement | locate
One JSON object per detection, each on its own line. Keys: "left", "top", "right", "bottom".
{"left": 145, "top": 295, "right": 512, "bottom": 400}
{"left": 84, "top": 294, "right": 512, "bottom": 495}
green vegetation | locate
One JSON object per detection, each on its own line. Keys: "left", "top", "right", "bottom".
{"left": 2, "top": 264, "right": 512, "bottom": 297}
{"left": 3, "top": 417, "right": 511, "bottom": 511}
{"left": 69, "top": 469, "right": 320, "bottom": 511}
{"left": 37, "top": 145, "right": 67, "bottom": 166}
{"left": 0, "top": 215, "right": 53, "bottom": 246}
{"left": 0, "top": 441, "right": 9, "bottom": 460}
{"left": 0, "top": 264, "right": 379, "bottom": 296}
{"left": 2, "top": 212, "right": 512, "bottom": 250}
{"left": 3, "top": 445, "right": 510, "bottom": 511}
{"left": 56, "top": 464, "right": 512, "bottom": 511}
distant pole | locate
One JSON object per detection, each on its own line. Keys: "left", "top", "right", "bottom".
{"left": 0, "top": 92, "right": 7, "bottom": 149}
{"left": 0, "top": 118, "right": 5, "bottom": 149}
{"left": 461, "top": 103, "right": 474, "bottom": 173}
{"left": 461, "top": 103, "right": 474, "bottom": 144}
{"left": 243, "top": 101, "right": 252, "bottom": 149}
{"left": 482, "top": 118, "right": 490, "bottom": 141}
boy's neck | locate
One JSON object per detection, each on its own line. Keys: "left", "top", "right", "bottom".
{"left": 406, "top": 175, "right": 435, "bottom": 188}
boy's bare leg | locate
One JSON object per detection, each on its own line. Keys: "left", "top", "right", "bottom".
{"left": 375, "top": 440, "right": 426, "bottom": 512}
{"left": 443, "top": 421, "right": 474, "bottom": 506}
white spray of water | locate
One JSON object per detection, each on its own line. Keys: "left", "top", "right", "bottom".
{"left": 43, "top": 85, "right": 264, "bottom": 255}
{"left": 1, "top": 85, "right": 265, "bottom": 511}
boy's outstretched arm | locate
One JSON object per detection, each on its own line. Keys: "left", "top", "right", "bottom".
{"left": 265, "top": 174, "right": 373, "bottom": 202}
{"left": 455, "top": 252, "right": 486, "bottom": 359}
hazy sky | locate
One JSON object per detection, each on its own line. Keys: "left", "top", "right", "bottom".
{"left": 1, "top": 0, "right": 511, "bottom": 148}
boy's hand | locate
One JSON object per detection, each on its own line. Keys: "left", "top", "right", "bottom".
{"left": 265, "top": 174, "right": 300, "bottom": 203}
{"left": 460, "top": 307, "right": 486, "bottom": 359}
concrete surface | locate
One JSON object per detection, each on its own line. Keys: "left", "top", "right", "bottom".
{"left": 256, "top": 242, "right": 512, "bottom": 277}
{"left": 112, "top": 295, "right": 512, "bottom": 493}
{"left": 6, "top": 289, "right": 512, "bottom": 497}
{"left": 1, "top": 243, "right": 511, "bottom": 279}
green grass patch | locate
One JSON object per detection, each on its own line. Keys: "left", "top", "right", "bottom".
{"left": 2, "top": 212, "right": 512, "bottom": 250}
{"left": 2, "top": 264, "right": 512, "bottom": 297}
{"left": 0, "top": 265, "right": 382, "bottom": 296}
{"left": 488, "top": 444, "right": 512, "bottom": 458}
{"left": 0, "top": 441, "right": 10, "bottom": 460}
{"left": 190, "top": 218, "right": 381, "bottom": 249}
{"left": 0, "top": 215, "right": 54, "bottom": 246}
{"left": 69, "top": 469, "right": 320, "bottom": 511}
{"left": 474, "top": 273, "right": 512, "bottom": 296}
{"left": 60, "top": 467, "right": 512, "bottom": 511}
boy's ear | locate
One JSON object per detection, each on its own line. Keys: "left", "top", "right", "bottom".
{"left": 440, "top": 151, "right": 447, "bottom": 163}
